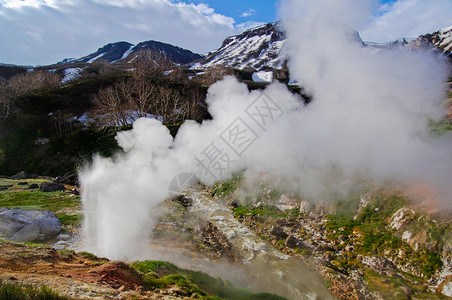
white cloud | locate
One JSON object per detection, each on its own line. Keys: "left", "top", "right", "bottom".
{"left": 361, "top": 0, "right": 452, "bottom": 42}
{"left": 241, "top": 8, "right": 256, "bottom": 18}
{"left": 0, "top": 0, "right": 246, "bottom": 65}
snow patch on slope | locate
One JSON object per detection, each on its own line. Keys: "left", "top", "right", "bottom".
{"left": 252, "top": 71, "right": 273, "bottom": 83}
{"left": 87, "top": 53, "right": 105, "bottom": 63}
{"left": 438, "top": 26, "right": 452, "bottom": 53}
{"left": 62, "top": 68, "right": 83, "bottom": 83}
{"left": 193, "top": 23, "right": 286, "bottom": 70}
{"left": 112, "top": 44, "right": 135, "bottom": 63}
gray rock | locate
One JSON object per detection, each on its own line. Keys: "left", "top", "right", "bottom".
{"left": 11, "top": 171, "right": 28, "bottom": 180}
{"left": 17, "top": 181, "right": 28, "bottom": 186}
{"left": 56, "top": 174, "right": 78, "bottom": 186}
{"left": 299, "top": 200, "right": 314, "bottom": 213}
{"left": 35, "top": 211, "right": 62, "bottom": 236}
{"left": 360, "top": 256, "right": 396, "bottom": 276}
{"left": 270, "top": 225, "right": 288, "bottom": 239}
{"left": 56, "top": 233, "right": 72, "bottom": 241}
{"left": 0, "top": 186, "right": 8, "bottom": 191}
{"left": 0, "top": 208, "right": 62, "bottom": 242}
{"left": 276, "top": 194, "right": 299, "bottom": 211}
{"left": 285, "top": 235, "right": 300, "bottom": 248}
{"left": 40, "top": 182, "right": 65, "bottom": 192}
{"left": 29, "top": 184, "right": 39, "bottom": 189}
{"left": 10, "top": 223, "right": 40, "bottom": 242}
{"left": 399, "top": 286, "right": 413, "bottom": 297}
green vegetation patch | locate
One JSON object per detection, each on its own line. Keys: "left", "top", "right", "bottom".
{"left": 324, "top": 191, "right": 443, "bottom": 277}
{"left": 0, "top": 280, "right": 68, "bottom": 300}
{"left": 57, "top": 213, "right": 82, "bottom": 227}
{"left": 429, "top": 119, "right": 452, "bottom": 136}
{"left": 211, "top": 175, "right": 242, "bottom": 199}
{"left": 364, "top": 268, "right": 449, "bottom": 299}
{"left": 355, "top": 192, "right": 407, "bottom": 224}
{"left": 0, "top": 189, "right": 80, "bottom": 213}
{"left": 131, "top": 260, "right": 287, "bottom": 300}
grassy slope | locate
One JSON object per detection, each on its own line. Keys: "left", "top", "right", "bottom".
{"left": 0, "top": 178, "right": 82, "bottom": 228}
{"left": 0, "top": 280, "right": 68, "bottom": 300}
{"left": 132, "top": 260, "right": 286, "bottom": 300}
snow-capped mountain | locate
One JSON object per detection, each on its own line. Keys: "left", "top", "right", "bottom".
{"left": 191, "top": 22, "right": 286, "bottom": 70}
{"left": 192, "top": 22, "right": 452, "bottom": 71}
{"left": 59, "top": 40, "right": 203, "bottom": 65}
{"left": 407, "top": 26, "right": 452, "bottom": 58}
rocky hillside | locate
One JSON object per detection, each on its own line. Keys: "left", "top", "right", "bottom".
{"left": 0, "top": 64, "right": 28, "bottom": 80}
{"left": 407, "top": 26, "right": 452, "bottom": 58}
{"left": 207, "top": 176, "right": 452, "bottom": 299}
{"left": 191, "top": 22, "right": 286, "bottom": 71}
{"left": 192, "top": 23, "right": 452, "bottom": 71}
{"left": 59, "top": 40, "right": 203, "bottom": 65}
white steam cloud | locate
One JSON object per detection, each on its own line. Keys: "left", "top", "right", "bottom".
{"left": 80, "top": 0, "right": 452, "bottom": 261}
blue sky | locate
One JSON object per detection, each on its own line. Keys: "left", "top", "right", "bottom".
{"left": 188, "top": 0, "right": 280, "bottom": 22}
{"left": 0, "top": 0, "right": 451, "bottom": 65}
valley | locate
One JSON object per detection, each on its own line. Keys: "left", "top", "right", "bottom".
{"left": 0, "top": 10, "right": 452, "bottom": 300}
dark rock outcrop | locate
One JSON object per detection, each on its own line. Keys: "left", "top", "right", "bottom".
{"left": 11, "top": 171, "right": 28, "bottom": 180}
{"left": 40, "top": 182, "right": 65, "bottom": 192}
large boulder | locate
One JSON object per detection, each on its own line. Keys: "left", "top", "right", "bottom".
{"left": 55, "top": 174, "right": 78, "bottom": 186}
{"left": 11, "top": 171, "right": 28, "bottom": 180}
{"left": 270, "top": 225, "right": 288, "bottom": 239}
{"left": 0, "top": 208, "right": 62, "bottom": 242}
{"left": 40, "top": 181, "right": 65, "bottom": 192}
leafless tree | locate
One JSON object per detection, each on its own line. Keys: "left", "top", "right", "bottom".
{"left": 201, "top": 65, "right": 234, "bottom": 85}
{"left": 132, "top": 49, "right": 175, "bottom": 78}
{"left": 92, "top": 86, "right": 130, "bottom": 128}
{"left": 91, "top": 58, "right": 112, "bottom": 75}
{"left": 52, "top": 110, "right": 76, "bottom": 137}
{"left": 0, "top": 70, "right": 60, "bottom": 120}
{"left": 117, "top": 79, "right": 157, "bottom": 118}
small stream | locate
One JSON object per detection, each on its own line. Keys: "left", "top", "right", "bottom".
{"left": 186, "top": 188, "right": 335, "bottom": 300}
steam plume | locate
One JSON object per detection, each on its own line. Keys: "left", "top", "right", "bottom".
{"left": 80, "top": 0, "right": 452, "bottom": 260}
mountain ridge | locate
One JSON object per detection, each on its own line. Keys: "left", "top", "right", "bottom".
{"left": 2, "top": 24, "right": 452, "bottom": 73}
{"left": 58, "top": 40, "right": 203, "bottom": 65}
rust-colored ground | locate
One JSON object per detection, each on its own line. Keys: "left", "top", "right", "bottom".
{"left": 0, "top": 242, "right": 187, "bottom": 299}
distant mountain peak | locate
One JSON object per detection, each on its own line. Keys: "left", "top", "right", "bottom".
{"left": 191, "top": 22, "right": 286, "bottom": 71}
{"left": 406, "top": 26, "right": 452, "bottom": 57}
{"left": 58, "top": 40, "right": 203, "bottom": 65}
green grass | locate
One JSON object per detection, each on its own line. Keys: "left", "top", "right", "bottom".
{"left": 0, "top": 178, "right": 42, "bottom": 186}
{"left": 0, "top": 280, "right": 68, "bottom": 300}
{"left": 429, "top": 119, "right": 452, "bottom": 136}
{"left": 0, "top": 238, "right": 51, "bottom": 249}
{"left": 364, "top": 268, "right": 449, "bottom": 299}
{"left": 57, "top": 213, "right": 82, "bottom": 227}
{"left": 211, "top": 175, "right": 242, "bottom": 199}
{"left": 355, "top": 192, "right": 407, "bottom": 224}
{"left": 324, "top": 191, "right": 444, "bottom": 277}
{"left": 131, "top": 260, "right": 287, "bottom": 300}
{"left": 0, "top": 188, "right": 80, "bottom": 213}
